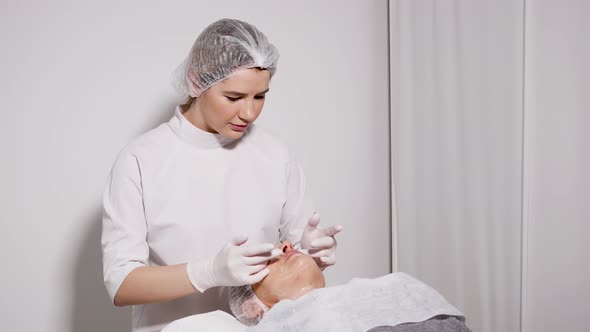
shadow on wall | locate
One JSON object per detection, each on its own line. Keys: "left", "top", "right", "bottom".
{"left": 69, "top": 100, "right": 181, "bottom": 331}
{"left": 70, "top": 208, "right": 130, "bottom": 332}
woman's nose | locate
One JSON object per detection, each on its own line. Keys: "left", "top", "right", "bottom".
{"left": 281, "top": 241, "right": 294, "bottom": 253}
{"left": 239, "top": 101, "right": 255, "bottom": 122}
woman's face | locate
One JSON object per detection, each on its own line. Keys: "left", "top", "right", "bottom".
{"left": 252, "top": 241, "right": 325, "bottom": 308}
{"left": 185, "top": 68, "right": 271, "bottom": 140}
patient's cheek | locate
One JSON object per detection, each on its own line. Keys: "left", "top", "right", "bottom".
{"left": 253, "top": 254, "right": 326, "bottom": 308}
{"left": 273, "top": 256, "right": 324, "bottom": 298}
{"left": 289, "top": 255, "right": 324, "bottom": 281}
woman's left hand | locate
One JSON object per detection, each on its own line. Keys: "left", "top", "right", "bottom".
{"left": 299, "top": 213, "right": 343, "bottom": 269}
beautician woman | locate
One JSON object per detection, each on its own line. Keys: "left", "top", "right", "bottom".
{"left": 101, "top": 18, "right": 342, "bottom": 331}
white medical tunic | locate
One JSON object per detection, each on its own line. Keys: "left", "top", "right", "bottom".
{"left": 101, "top": 104, "right": 314, "bottom": 331}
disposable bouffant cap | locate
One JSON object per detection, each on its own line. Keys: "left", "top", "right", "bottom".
{"left": 171, "top": 18, "right": 279, "bottom": 98}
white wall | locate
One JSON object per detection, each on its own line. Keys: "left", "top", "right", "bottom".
{"left": 0, "top": 1, "right": 390, "bottom": 331}
{"left": 523, "top": 1, "right": 590, "bottom": 331}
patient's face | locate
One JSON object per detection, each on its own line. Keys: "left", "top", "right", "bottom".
{"left": 252, "top": 241, "right": 325, "bottom": 308}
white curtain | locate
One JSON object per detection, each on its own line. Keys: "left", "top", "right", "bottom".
{"left": 523, "top": 1, "right": 590, "bottom": 331}
{"left": 389, "top": 1, "right": 524, "bottom": 331}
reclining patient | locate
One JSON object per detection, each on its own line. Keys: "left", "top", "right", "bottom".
{"left": 229, "top": 241, "right": 472, "bottom": 332}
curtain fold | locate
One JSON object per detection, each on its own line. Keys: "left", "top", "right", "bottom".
{"left": 389, "top": 1, "right": 524, "bottom": 331}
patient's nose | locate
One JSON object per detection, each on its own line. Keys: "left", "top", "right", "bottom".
{"left": 281, "top": 241, "right": 294, "bottom": 253}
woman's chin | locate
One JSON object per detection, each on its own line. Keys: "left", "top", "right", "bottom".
{"left": 221, "top": 128, "right": 246, "bottom": 139}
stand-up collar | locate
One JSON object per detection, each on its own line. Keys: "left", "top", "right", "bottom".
{"left": 167, "top": 104, "right": 236, "bottom": 149}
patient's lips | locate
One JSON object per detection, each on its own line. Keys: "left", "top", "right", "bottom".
{"left": 284, "top": 249, "right": 301, "bottom": 261}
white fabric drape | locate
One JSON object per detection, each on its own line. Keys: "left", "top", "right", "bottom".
{"left": 389, "top": 1, "right": 524, "bottom": 331}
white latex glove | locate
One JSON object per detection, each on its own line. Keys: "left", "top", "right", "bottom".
{"left": 299, "top": 213, "right": 343, "bottom": 269}
{"left": 186, "top": 234, "right": 283, "bottom": 292}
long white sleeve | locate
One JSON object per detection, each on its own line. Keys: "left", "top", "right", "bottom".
{"left": 101, "top": 151, "right": 149, "bottom": 303}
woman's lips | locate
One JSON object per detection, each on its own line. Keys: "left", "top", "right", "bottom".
{"left": 284, "top": 250, "right": 301, "bottom": 261}
{"left": 229, "top": 123, "right": 248, "bottom": 132}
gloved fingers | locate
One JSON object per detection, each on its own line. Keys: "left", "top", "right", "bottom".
{"left": 303, "top": 213, "right": 321, "bottom": 232}
{"left": 320, "top": 255, "right": 336, "bottom": 265}
{"left": 298, "top": 244, "right": 334, "bottom": 256}
{"left": 230, "top": 234, "right": 249, "bottom": 246}
{"left": 306, "top": 248, "right": 334, "bottom": 258}
{"left": 243, "top": 249, "right": 283, "bottom": 265}
{"left": 321, "top": 224, "right": 343, "bottom": 237}
{"left": 241, "top": 243, "right": 276, "bottom": 257}
{"left": 310, "top": 236, "right": 336, "bottom": 250}
{"left": 297, "top": 248, "right": 311, "bottom": 255}
{"left": 246, "top": 263, "right": 269, "bottom": 274}
{"left": 246, "top": 268, "right": 270, "bottom": 285}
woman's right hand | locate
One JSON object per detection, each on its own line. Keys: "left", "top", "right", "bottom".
{"left": 187, "top": 234, "right": 283, "bottom": 292}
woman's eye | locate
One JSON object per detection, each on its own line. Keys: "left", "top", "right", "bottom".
{"left": 254, "top": 95, "right": 266, "bottom": 100}
{"left": 226, "top": 96, "right": 240, "bottom": 102}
